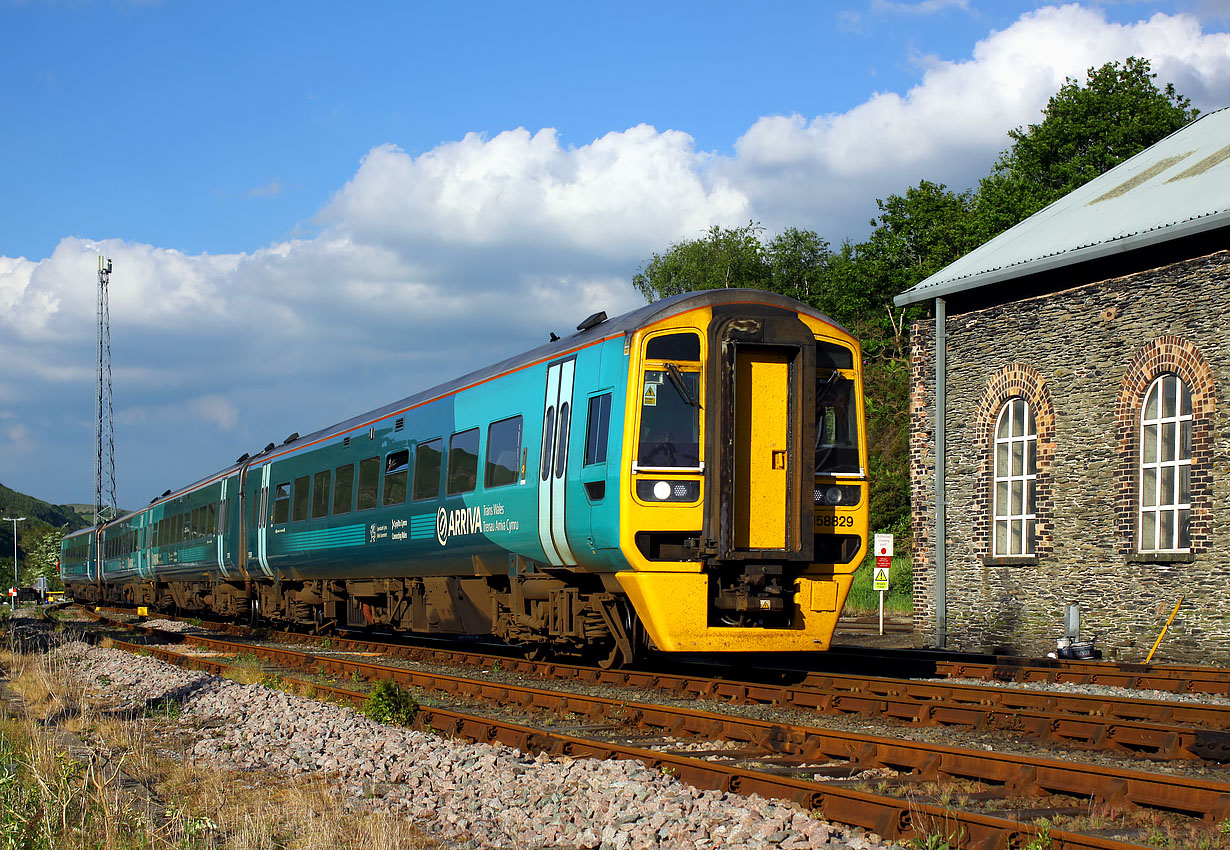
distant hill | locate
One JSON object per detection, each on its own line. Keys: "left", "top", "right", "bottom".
{"left": 0, "top": 482, "right": 94, "bottom": 561}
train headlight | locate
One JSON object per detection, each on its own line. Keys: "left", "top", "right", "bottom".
{"left": 637, "top": 480, "right": 700, "bottom": 502}
{"left": 815, "top": 484, "right": 862, "bottom": 506}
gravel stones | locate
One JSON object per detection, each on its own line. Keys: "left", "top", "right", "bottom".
{"left": 53, "top": 642, "right": 891, "bottom": 849}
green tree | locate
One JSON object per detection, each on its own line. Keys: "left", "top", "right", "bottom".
{"left": 632, "top": 222, "right": 770, "bottom": 301}
{"left": 20, "top": 526, "right": 64, "bottom": 591}
{"left": 977, "top": 57, "right": 1198, "bottom": 233}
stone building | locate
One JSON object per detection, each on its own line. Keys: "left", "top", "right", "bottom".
{"left": 894, "top": 107, "right": 1230, "bottom": 663}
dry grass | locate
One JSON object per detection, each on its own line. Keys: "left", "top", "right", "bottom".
{"left": 0, "top": 639, "right": 436, "bottom": 850}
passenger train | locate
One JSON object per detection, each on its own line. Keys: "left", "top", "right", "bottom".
{"left": 61, "top": 290, "right": 868, "bottom": 666}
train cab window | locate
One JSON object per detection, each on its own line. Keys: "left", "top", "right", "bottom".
{"left": 413, "top": 439, "right": 443, "bottom": 501}
{"left": 637, "top": 369, "right": 700, "bottom": 468}
{"left": 447, "top": 429, "right": 480, "bottom": 495}
{"left": 584, "top": 393, "right": 612, "bottom": 466}
{"left": 646, "top": 332, "right": 700, "bottom": 362}
{"left": 815, "top": 347, "right": 860, "bottom": 475}
{"left": 485, "top": 416, "right": 522, "bottom": 488}
{"left": 292, "top": 476, "right": 311, "bottom": 522}
{"left": 357, "top": 457, "right": 380, "bottom": 510}
{"left": 333, "top": 463, "right": 355, "bottom": 515}
{"left": 383, "top": 450, "right": 409, "bottom": 506}
{"left": 638, "top": 332, "right": 701, "bottom": 469}
{"left": 312, "top": 469, "right": 332, "bottom": 517}
{"left": 206, "top": 503, "right": 216, "bottom": 535}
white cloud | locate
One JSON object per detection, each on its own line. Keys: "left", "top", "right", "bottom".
{"left": 725, "top": 4, "right": 1230, "bottom": 235}
{"left": 322, "top": 125, "right": 750, "bottom": 259}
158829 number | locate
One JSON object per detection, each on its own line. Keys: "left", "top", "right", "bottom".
{"left": 817, "top": 515, "right": 854, "bottom": 528}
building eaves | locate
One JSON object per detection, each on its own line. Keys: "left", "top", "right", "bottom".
{"left": 894, "top": 106, "right": 1230, "bottom": 308}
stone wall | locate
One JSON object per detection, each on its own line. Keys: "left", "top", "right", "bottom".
{"left": 908, "top": 250, "right": 1230, "bottom": 663}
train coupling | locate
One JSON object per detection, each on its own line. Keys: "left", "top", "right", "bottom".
{"left": 711, "top": 564, "right": 788, "bottom": 613}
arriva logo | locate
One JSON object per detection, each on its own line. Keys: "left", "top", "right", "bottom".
{"left": 436, "top": 505, "right": 483, "bottom": 546}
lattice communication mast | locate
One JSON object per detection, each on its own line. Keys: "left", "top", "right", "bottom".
{"left": 95, "top": 256, "right": 117, "bottom": 526}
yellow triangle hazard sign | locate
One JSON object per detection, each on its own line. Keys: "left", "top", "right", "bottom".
{"left": 643, "top": 383, "right": 657, "bottom": 406}
{"left": 874, "top": 568, "right": 889, "bottom": 583}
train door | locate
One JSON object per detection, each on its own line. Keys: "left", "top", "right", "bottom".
{"left": 709, "top": 311, "right": 815, "bottom": 563}
{"left": 253, "top": 465, "right": 273, "bottom": 577}
{"left": 538, "top": 358, "right": 578, "bottom": 565}
{"left": 732, "top": 348, "right": 792, "bottom": 550}
{"left": 216, "top": 478, "right": 232, "bottom": 578}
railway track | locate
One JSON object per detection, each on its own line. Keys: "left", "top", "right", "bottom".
{"left": 67, "top": 607, "right": 1230, "bottom": 850}
{"left": 813, "top": 646, "right": 1230, "bottom": 697}
{"left": 84, "top": 606, "right": 1230, "bottom": 762}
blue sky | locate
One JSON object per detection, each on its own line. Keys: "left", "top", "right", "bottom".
{"left": 2, "top": 1, "right": 1230, "bottom": 508}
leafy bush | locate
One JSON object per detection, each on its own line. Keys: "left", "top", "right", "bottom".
{"left": 361, "top": 681, "right": 419, "bottom": 727}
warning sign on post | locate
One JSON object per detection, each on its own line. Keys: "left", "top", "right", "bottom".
{"left": 873, "top": 533, "right": 893, "bottom": 591}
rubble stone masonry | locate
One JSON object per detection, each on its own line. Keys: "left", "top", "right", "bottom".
{"left": 908, "top": 250, "right": 1230, "bottom": 663}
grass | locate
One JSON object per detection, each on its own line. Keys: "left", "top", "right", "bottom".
{"left": 843, "top": 551, "right": 914, "bottom": 615}
{"left": 0, "top": 638, "right": 435, "bottom": 850}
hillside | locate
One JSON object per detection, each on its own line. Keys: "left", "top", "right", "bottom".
{"left": 0, "top": 482, "right": 93, "bottom": 560}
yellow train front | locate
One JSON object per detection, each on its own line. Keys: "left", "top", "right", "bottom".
{"left": 613, "top": 290, "right": 868, "bottom": 653}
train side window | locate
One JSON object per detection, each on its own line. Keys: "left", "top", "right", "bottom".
{"left": 555, "top": 404, "right": 570, "bottom": 479}
{"left": 312, "top": 469, "right": 332, "bottom": 518}
{"left": 447, "top": 429, "right": 480, "bottom": 495}
{"left": 333, "top": 463, "right": 355, "bottom": 515}
{"left": 485, "top": 416, "right": 522, "bottom": 488}
{"left": 357, "top": 457, "right": 380, "bottom": 511}
{"left": 292, "top": 476, "right": 311, "bottom": 522}
{"left": 584, "top": 393, "right": 612, "bottom": 466}
{"left": 541, "top": 407, "right": 555, "bottom": 482}
{"left": 413, "top": 439, "right": 443, "bottom": 501}
{"left": 383, "top": 450, "right": 410, "bottom": 506}
{"left": 207, "top": 503, "right": 216, "bottom": 535}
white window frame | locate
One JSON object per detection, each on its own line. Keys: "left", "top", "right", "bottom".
{"left": 1139, "top": 374, "right": 1193, "bottom": 553}
{"left": 992, "top": 398, "right": 1037, "bottom": 557}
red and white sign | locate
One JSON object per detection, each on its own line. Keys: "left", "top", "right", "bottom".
{"left": 873, "top": 534, "right": 893, "bottom": 591}
{"left": 7, "top": 588, "right": 16, "bottom": 598}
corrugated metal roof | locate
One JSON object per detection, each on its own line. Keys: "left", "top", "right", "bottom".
{"left": 894, "top": 106, "right": 1230, "bottom": 307}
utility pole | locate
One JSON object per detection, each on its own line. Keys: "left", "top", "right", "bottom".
{"left": 2, "top": 516, "right": 24, "bottom": 605}
{"left": 95, "top": 256, "right": 117, "bottom": 526}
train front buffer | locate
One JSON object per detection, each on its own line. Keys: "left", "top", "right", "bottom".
{"left": 616, "top": 301, "right": 869, "bottom": 652}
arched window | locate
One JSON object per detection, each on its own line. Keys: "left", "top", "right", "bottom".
{"left": 1140, "top": 374, "right": 1192, "bottom": 552}
{"left": 993, "top": 398, "right": 1037, "bottom": 556}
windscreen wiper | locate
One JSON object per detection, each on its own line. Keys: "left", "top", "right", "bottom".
{"left": 665, "top": 362, "right": 700, "bottom": 407}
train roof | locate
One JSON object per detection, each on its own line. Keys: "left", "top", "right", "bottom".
{"left": 93, "top": 289, "right": 843, "bottom": 531}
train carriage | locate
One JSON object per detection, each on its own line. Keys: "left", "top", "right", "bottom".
{"left": 63, "top": 289, "right": 868, "bottom": 665}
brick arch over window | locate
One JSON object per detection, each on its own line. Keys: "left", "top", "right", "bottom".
{"left": 1114, "top": 336, "right": 1216, "bottom": 555}
{"left": 972, "top": 364, "right": 1056, "bottom": 559}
